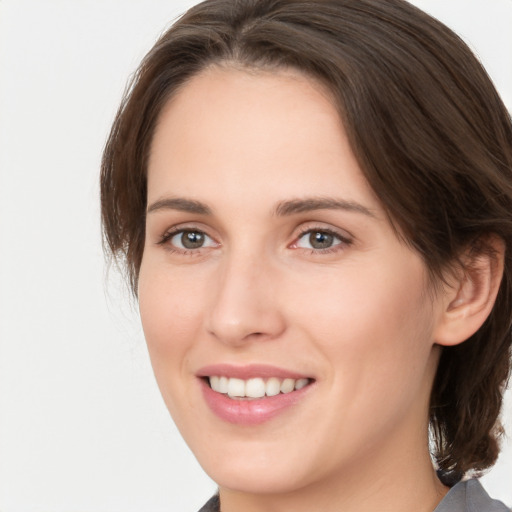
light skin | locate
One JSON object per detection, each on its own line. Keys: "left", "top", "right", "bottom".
{"left": 138, "top": 66, "right": 503, "bottom": 512}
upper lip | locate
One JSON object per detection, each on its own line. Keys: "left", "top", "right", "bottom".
{"left": 196, "top": 363, "right": 313, "bottom": 380}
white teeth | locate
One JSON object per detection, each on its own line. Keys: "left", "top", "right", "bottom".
{"left": 246, "top": 378, "right": 266, "bottom": 398}
{"left": 280, "top": 378, "right": 295, "bottom": 393}
{"left": 227, "top": 377, "right": 246, "bottom": 398}
{"left": 210, "top": 376, "right": 220, "bottom": 391}
{"left": 266, "top": 377, "right": 281, "bottom": 396}
{"left": 208, "top": 375, "right": 311, "bottom": 398}
{"left": 295, "top": 378, "right": 309, "bottom": 390}
{"left": 218, "top": 376, "right": 229, "bottom": 394}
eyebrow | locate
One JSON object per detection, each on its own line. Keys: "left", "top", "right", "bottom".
{"left": 274, "top": 197, "right": 376, "bottom": 217}
{"left": 146, "top": 195, "right": 375, "bottom": 218}
{"left": 147, "top": 197, "right": 212, "bottom": 215}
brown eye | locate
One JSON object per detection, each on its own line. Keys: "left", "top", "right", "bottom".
{"left": 181, "top": 231, "right": 205, "bottom": 249}
{"left": 165, "top": 229, "right": 217, "bottom": 251}
{"left": 309, "top": 231, "right": 335, "bottom": 249}
{"left": 294, "top": 228, "right": 350, "bottom": 252}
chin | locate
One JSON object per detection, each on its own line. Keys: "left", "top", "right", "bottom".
{"left": 204, "top": 461, "right": 307, "bottom": 495}
{"left": 191, "top": 436, "right": 323, "bottom": 495}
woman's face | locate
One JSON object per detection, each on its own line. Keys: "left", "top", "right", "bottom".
{"left": 139, "top": 67, "right": 444, "bottom": 494}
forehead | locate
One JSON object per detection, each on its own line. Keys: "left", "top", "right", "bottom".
{"left": 147, "top": 66, "right": 379, "bottom": 211}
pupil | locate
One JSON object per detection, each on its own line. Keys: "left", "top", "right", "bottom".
{"left": 310, "top": 231, "right": 333, "bottom": 249}
{"left": 182, "top": 231, "right": 204, "bottom": 249}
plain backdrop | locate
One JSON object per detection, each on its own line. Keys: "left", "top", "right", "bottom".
{"left": 0, "top": 1, "right": 511, "bottom": 511}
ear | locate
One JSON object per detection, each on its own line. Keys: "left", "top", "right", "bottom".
{"left": 434, "top": 236, "right": 505, "bottom": 347}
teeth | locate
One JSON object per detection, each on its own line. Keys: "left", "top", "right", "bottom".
{"left": 218, "top": 376, "right": 229, "bottom": 394}
{"left": 266, "top": 377, "right": 281, "bottom": 396}
{"left": 295, "top": 378, "right": 309, "bottom": 390}
{"left": 210, "top": 376, "right": 220, "bottom": 391}
{"left": 227, "top": 377, "right": 245, "bottom": 398}
{"left": 208, "top": 376, "right": 311, "bottom": 398}
{"left": 280, "top": 378, "right": 295, "bottom": 393}
{"left": 246, "top": 378, "right": 266, "bottom": 398}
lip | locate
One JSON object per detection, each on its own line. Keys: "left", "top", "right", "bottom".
{"left": 197, "top": 364, "right": 315, "bottom": 425}
{"left": 196, "top": 363, "right": 311, "bottom": 380}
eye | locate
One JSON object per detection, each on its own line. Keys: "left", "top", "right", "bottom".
{"left": 161, "top": 229, "right": 217, "bottom": 251}
{"left": 294, "top": 228, "right": 350, "bottom": 251}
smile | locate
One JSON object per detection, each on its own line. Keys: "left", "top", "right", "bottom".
{"left": 208, "top": 376, "right": 310, "bottom": 399}
{"left": 198, "top": 364, "right": 315, "bottom": 424}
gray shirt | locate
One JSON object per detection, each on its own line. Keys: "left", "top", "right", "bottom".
{"left": 198, "top": 479, "right": 510, "bottom": 512}
{"left": 434, "top": 479, "right": 509, "bottom": 512}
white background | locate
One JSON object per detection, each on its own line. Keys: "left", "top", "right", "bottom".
{"left": 0, "top": 1, "right": 511, "bottom": 511}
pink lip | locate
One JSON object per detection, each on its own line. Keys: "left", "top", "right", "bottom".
{"left": 197, "top": 363, "right": 310, "bottom": 380}
{"left": 197, "top": 364, "right": 315, "bottom": 425}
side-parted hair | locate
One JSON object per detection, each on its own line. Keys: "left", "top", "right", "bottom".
{"left": 101, "top": 0, "right": 512, "bottom": 481}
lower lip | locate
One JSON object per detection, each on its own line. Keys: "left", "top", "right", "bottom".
{"left": 200, "top": 379, "right": 313, "bottom": 425}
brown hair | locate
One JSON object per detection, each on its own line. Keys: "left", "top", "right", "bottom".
{"left": 101, "top": 0, "right": 512, "bottom": 481}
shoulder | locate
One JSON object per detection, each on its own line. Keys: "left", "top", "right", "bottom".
{"left": 197, "top": 494, "right": 220, "bottom": 512}
{"left": 435, "top": 479, "right": 510, "bottom": 512}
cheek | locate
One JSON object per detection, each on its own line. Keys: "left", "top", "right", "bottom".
{"left": 137, "top": 261, "right": 214, "bottom": 437}
{"left": 290, "top": 254, "right": 435, "bottom": 403}
{"left": 292, "top": 254, "right": 431, "bottom": 342}
{"left": 290, "top": 258, "right": 436, "bottom": 461}
{"left": 138, "top": 261, "right": 207, "bottom": 374}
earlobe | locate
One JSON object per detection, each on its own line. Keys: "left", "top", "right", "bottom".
{"left": 434, "top": 236, "right": 505, "bottom": 347}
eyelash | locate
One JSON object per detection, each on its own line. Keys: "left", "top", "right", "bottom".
{"left": 156, "top": 225, "right": 353, "bottom": 255}
{"left": 293, "top": 226, "right": 353, "bottom": 254}
{"left": 156, "top": 227, "right": 217, "bottom": 255}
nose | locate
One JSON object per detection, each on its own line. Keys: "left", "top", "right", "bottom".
{"left": 205, "top": 252, "right": 286, "bottom": 347}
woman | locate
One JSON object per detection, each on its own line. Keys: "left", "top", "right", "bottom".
{"left": 101, "top": 0, "right": 512, "bottom": 510}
